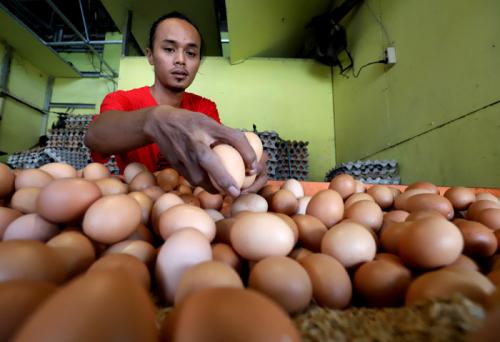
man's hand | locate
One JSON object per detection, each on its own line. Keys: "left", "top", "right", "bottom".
{"left": 144, "top": 105, "right": 258, "bottom": 197}
{"left": 241, "top": 152, "right": 268, "bottom": 194}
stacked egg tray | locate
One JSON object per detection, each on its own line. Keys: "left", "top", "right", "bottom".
{"left": 255, "top": 130, "right": 309, "bottom": 181}
{"left": 325, "top": 160, "right": 400, "bottom": 184}
{"left": 7, "top": 114, "right": 119, "bottom": 174}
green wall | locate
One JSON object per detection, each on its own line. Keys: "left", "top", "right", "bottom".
{"left": 0, "top": 41, "right": 49, "bottom": 162}
{"left": 333, "top": 0, "right": 500, "bottom": 187}
{"left": 118, "top": 56, "right": 335, "bottom": 181}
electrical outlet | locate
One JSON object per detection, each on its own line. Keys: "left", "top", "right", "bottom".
{"left": 385, "top": 47, "right": 396, "bottom": 65}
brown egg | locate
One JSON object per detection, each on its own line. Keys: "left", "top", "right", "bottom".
{"left": 142, "top": 185, "right": 165, "bottom": 201}
{"left": 14, "top": 270, "right": 158, "bottom": 342}
{"left": 300, "top": 253, "right": 351, "bottom": 309}
{"left": 175, "top": 184, "right": 192, "bottom": 195}
{"left": 95, "top": 177, "right": 128, "bottom": 195}
{"left": 405, "top": 268, "right": 494, "bottom": 306}
{"left": 37, "top": 178, "right": 102, "bottom": 223}
{"left": 389, "top": 186, "right": 401, "bottom": 197}
{"left": 273, "top": 213, "right": 299, "bottom": 244}
{"left": 466, "top": 200, "right": 500, "bottom": 220}
{"left": 210, "top": 144, "right": 246, "bottom": 191}
{"left": 83, "top": 194, "right": 142, "bottom": 244}
{"left": 476, "top": 192, "right": 500, "bottom": 203}
{"left": 380, "top": 221, "right": 412, "bottom": 254}
{"left": 151, "top": 193, "right": 184, "bottom": 231}
{"left": 344, "top": 193, "right": 374, "bottom": 208}
{"left": 344, "top": 200, "right": 383, "bottom": 231}
{"left": 175, "top": 261, "right": 243, "bottom": 304}
{"left": 214, "top": 218, "right": 236, "bottom": 244}
{"left": 329, "top": 174, "right": 356, "bottom": 199}
{"left": 127, "top": 224, "right": 154, "bottom": 243}
{"left": 354, "top": 260, "right": 412, "bottom": 307}
{"left": 355, "top": 180, "right": 366, "bottom": 193}
{"left": 0, "top": 280, "right": 57, "bottom": 341}
{"left": 11, "top": 187, "right": 40, "bottom": 214}
{"left": 374, "top": 252, "right": 406, "bottom": 266}
{"left": 259, "top": 184, "right": 280, "bottom": 200}
{"left": 0, "top": 163, "right": 15, "bottom": 198}
{"left": 157, "top": 168, "right": 179, "bottom": 192}
{"left": 383, "top": 210, "right": 410, "bottom": 224}
{"left": 105, "top": 240, "right": 156, "bottom": 267}
{"left": 281, "top": 179, "right": 304, "bottom": 199}
{"left": 163, "top": 288, "right": 302, "bottom": 342}
{"left": 231, "top": 193, "right": 268, "bottom": 216}
{"left": 158, "top": 204, "right": 216, "bottom": 241}
{"left": 270, "top": 189, "right": 298, "bottom": 215}
{"left": 289, "top": 247, "right": 313, "bottom": 262}
{"left": 292, "top": 214, "right": 327, "bottom": 252}
{"left": 212, "top": 243, "right": 242, "bottom": 273}
{"left": 0, "top": 207, "right": 23, "bottom": 238}
{"left": 367, "top": 185, "right": 394, "bottom": 209}
{"left": 296, "top": 196, "right": 311, "bottom": 215}
{"left": 445, "top": 254, "right": 480, "bottom": 272}
{"left": 197, "top": 191, "right": 223, "bottom": 210}
{"left": 444, "top": 187, "right": 476, "bottom": 210}
{"left": 14, "top": 169, "right": 53, "bottom": 190}
{"left": 156, "top": 228, "right": 212, "bottom": 304}
{"left": 129, "top": 171, "right": 157, "bottom": 191}
{"left": 321, "top": 221, "right": 377, "bottom": 268}
{"left": 406, "top": 181, "right": 440, "bottom": 194}
{"left": 454, "top": 219, "right": 497, "bottom": 257}
{"left": 128, "top": 191, "right": 153, "bottom": 226}
{"left": 4, "top": 213, "right": 59, "bottom": 242}
{"left": 249, "top": 256, "right": 312, "bottom": 314}
{"left": 230, "top": 213, "right": 295, "bottom": 261}
{"left": 123, "top": 162, "right": 147, "bottom": 183}
{"left": 393, "top": 188, "right": 435, "bottom": 210}
{"left": 39, "top": 162, "right": 77, "bottom": 179}
{"left": 476, "top": 208, "right": 500, "bottom": 230}
{"left": 487, "top": 269, "right": 500, "bottom": 287}
{"left": 88, "top": 253, "right": 150, "bottom": 290}
{"left": 405, "top": 194, "right": 454, "bottom": 219}
{"left": 47, "top": 231, "right": 96, "bottom": 278}
{"left": 306, "top": 189, "right": 344, "bottom": 227}
{"left": 0, "top": 240, "right": 66, "bottom": 283}
{"left": 398, "top": 218, "right": 464, "bottom": 269}
{"left": 405, "top": 210, "right": 444, "bottom": 221}
{"left": 82, "top": 162, "right": 110, "bottom": 180}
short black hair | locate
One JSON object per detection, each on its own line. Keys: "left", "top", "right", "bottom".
{"left": 148, "top": 11, "right": 204, "bottom": 57}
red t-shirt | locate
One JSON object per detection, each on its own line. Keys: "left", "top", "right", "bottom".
{"left": 91, "top": 86, "right": 220, "bottom": 172}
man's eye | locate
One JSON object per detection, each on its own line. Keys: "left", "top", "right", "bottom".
{"left": 164, "top": 47, "right": 174, "bottom": 53}
{"left": 186, "top": 51, "right": 197, "bottom": 57}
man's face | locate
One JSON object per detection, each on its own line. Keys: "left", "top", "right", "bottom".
{"left": 147, "top": 18, "right": 201, "bottom": 92}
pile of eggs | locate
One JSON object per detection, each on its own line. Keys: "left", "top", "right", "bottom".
{"left": 1, "top": 159, "right": 500, "bottom": 341}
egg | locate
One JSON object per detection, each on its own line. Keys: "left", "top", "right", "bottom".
{"left": 383, "top": 210, "right": 410, "bottom": 224}
{"left": 128, "top": 191, "right": 153, "bottom": 226}
{"left": 306, "top": 189, "right": 344, "bottom": 227}
{"left": 214, "top": 218, "right": 237, "bottom": 244}
{"left": 273, "top": 213, "right": 299, "bottom": 244}
{"left": 365, "top": 185, "right": 393, "bottom": 209}
{"left": 476, "top": 208, "right": 500, "bottom": 230}
{"left": 300, "top": 253, "right": 352, "bottom": 309}
{"left": 158, "top": 204, "right": 215, "bottom": 241}
{"left": 406, "top": 181, "right": 440, "bottom": 194}
{"left": 204, "top": 208, "right": 224, "bottom": 222}
{"left": 39, "top": 162, "right": 77, "bottom": 179}
{"left": 82, "top": 162, "right": 110, "bottom": 180}
{"left": 329, "top": 174, "right": 356, "bottom": 199}
{"left": 142, "top": 186, "right": 166, "bottom": 201}
{"left": 321, "top": 221, "right": 377, "bottom": 268}
{"left": 0, "top": 280, "right": 57, "bottom": 341}
{"left": 281, "top": 179, "right": 304, "bottom": 199}
{"left": 126, "top": 224, "right": 154, "bottom": 243}
{"left": 155, "top": 228, "right": 212, "bottom": 304}
{"left": 151, "top": 193, "right": 184, "bottom": 232}
{"left": 354, "top": 259, "right": 412, "bottom": 307}
{"left": 476, "top": 192, "right": 500, "bottom": 203}
{"left": 344, "top": 199, "right": 384, "bottom": 231}
{"left": 296, "top": 196, "right": 311, "bottom": 215}
{"left": 231, "top": 193, "right": 268, "bottom": 216}
{"left": 242, "top": 132, "right": 264, "bottom": 188}
{"left": 212, "top": 243, "right": 242, "bottom": 272}
{"left": 0, "top": 207, "right": 23, "bottom": 239}
{"left": 124, "top": 162, "right": 147, "bottom": 183}
{"left": 47, "top": 231, "right": 96, "bottom": 278}
{"left": 355, "top": 180, "right": 366, "bottom": 193}
{"left": 454, "top": 219, "right": 497, "bottom": 257}
{"left": 344, "top": 193, "right": 374, "bottom": 208}
{"left": 380, "top": 221, "right": 413, "bottom": 254}
{"left": 162, "top": 288, "right": 301, "bottom": 342}
{"left": 156, "top": 168, "right": 179, "bottom": 192}
{"left": 175, "top": 183, "right": 192, "bottom": 195}
{"left": 197, "top": 191, "right": 223, "bottom": 210}
{"left": 87, "top": 253, "right": 151, "bottom": 290}
{"left": 83, "top": 194, "right": 142, "bottom": 244}
{"left": 175, "top": 261, "right": 243, "bottom": 304}
{"left": 405, "top": 194, "right": 454, "bottom": 220}
{"left": 14, "top": 169, "right": 53, "bottom": 190}
{"left": 374, "top": 252, "right": 406, "bottom": 266}
{"left": 292, "top": 214, "right": 327, "bottom": 252}
{"left": 487, "top": 270, "right": 500, "bottom": 287}
{"left": 37, "top": 178, "right": 102, "bottom": 223}
{"left": 405, "top": 268, "right": 494, "bottom": 306}
{"left": 210, "top": 144, "right": 245, "bottom": 192}
{"left": 230, "top": 212, "right": 295, "bottom": 261}
{"left": 14, "top": 270, "right": 158, "bottom": 342}
{"left": 466, "top": 200, "right": 500, "bottom": 220}
{"left": 105, "top": 240, "right": 156, "bottom": 267}
{"left": 444, "top": 187, "right": 476, "bottom": 210}
{"left": 289, "top": 247, "right": 313, "bottom": 262}
{"left": 393, "top": 188, "right": 435, "bottom": 210}
{"left": 94, "top": 177, "right": 128, "bottom": 195}
{"left": 0, "top": 163, "right": 15, "bottom": 198}
{"left": 446, "top": 254, "right": 480, "bottom": 272}
{"left": 270, "top": 189, "right": 298, "bottom": 215}
{"left": 0, "top": 240, "right": 66, "bottom": 283}
{"left": 259, "top": 184, "right": 280, "bottom": 200}
{"left": 129, "top": 171, "right": 157, "bottom": 191}
{"left": 4, "top": 213, "right": 59, "bottom": 242}
{"left": 405, "top": 210, "right": 445, "bottom": 221}
{"left": 249, "top": 256, "right": 312, "bottom": 314}
{"left": 398, "top": 217, "right": 464, "bottom": 269}
{"left": 10, "top": 187, "right": 41, "bottom": 214}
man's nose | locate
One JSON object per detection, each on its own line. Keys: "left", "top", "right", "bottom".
{"left": 174, "top": 51, "right": 186, "bottom": 65}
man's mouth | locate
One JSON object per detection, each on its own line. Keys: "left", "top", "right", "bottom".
{"left": 171, "top": 69, "right": 188, "bottom": 80}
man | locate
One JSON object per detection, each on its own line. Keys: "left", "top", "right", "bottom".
{"left": 85, "top": 12, "right": 266, "bottom": 197}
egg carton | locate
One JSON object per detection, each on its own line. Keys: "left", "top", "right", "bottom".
{"left": 324, "top": 159, "right": 400, "bottom": 184}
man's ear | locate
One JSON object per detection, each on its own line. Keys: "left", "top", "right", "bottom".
{"left": 146, "top": 48, "right": 154, "bottom": 65}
